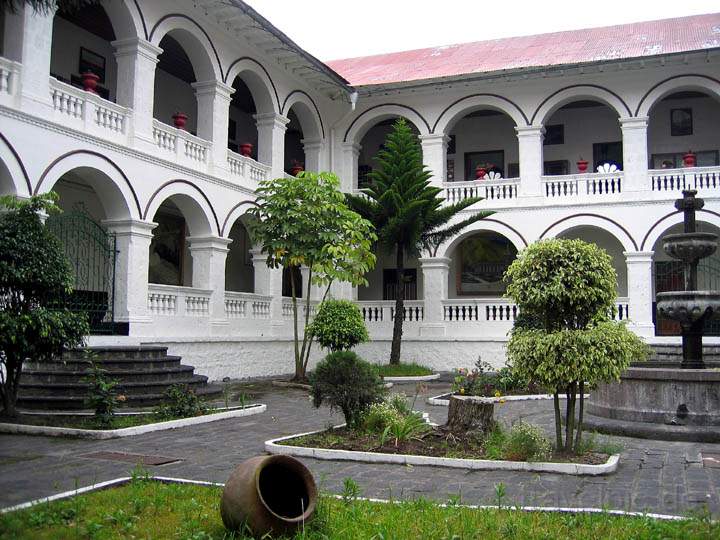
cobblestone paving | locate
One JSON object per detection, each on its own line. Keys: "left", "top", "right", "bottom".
{"left": 1, "top": 381, "right": 718, "bottom": 518}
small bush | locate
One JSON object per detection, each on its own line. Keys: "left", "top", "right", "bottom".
{"left": 310, "top": 351, "right": 385, "bottom": 428}
{"left": 502, "top": 421, "right": 552, "bottom": 462}
{"left": 361, "top": 402, "right": 403, "bottom": 434}
{"left": 154, "top": 384, "right": 207, "bottom": 420}
{"left": 310, "top": 299, "right": 369, "bottom": 352}
{"left": 379, "top": 412, "right": 430, "bottom": 447}
{"left": 83, "top": 362, "right": 120, "bottom": 428}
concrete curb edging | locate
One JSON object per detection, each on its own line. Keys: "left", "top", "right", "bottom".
{"left": 264, "top": 428, "right": 619, "bottom": 476}
{"left": 427, "top": 393, "right": 591, "bottom": 406}
{"left": 0, "top": 404, "right": 267, "bottom": 440}
{"left": 0, "top": 475, "right": 690, "bottom": 521}
{"left": 382, "top": 373, "right": 440, "bottom": 383}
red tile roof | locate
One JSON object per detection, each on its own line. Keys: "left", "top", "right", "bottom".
{"left": 326, "top": 13, "right": 720, "bottom": 87}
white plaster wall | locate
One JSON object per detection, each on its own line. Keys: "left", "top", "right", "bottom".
{"left": 50, "top": 16, "right": 118, "bottom": 101}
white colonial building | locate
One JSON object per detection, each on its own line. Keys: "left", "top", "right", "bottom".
{"left": 0, "top": 2, "right": 718, "bottom": 378}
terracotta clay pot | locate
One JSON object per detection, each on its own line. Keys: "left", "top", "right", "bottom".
{"left": 683, "top": 152, "right": 697, "bottom": 167}
{"left": 475, "top": 166, "right": 487, "bottom": 180}
{"left": 239, "top": 143, "right": 253, "bottom": 157}
{"left": 172, "top": 112, "right": 188, "bottom": 130}
{"left": 221, "top": 455, "right": 317, "bottom": 537}
{"left": 81, "top": 71, "right": 99, "bottom": 94}
{"left": 290, "top": 164, "right": 304, "bottom": 176}
{"left": 577, "top": 160, "right": 589, "bottom": 173}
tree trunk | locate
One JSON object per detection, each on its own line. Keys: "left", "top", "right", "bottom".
{"left": 574, "top": 382, "right": 585, "bottom": 452}
{"left": 446, "top": 396, "right": 495, "bottom": 434}
{"left": 564, "top": 383, "right": 576, "bottom": 453}
{"left": 552, "top": 391, "right": 562, "bottom": 450}
{"left": 289, "top": 267, "right": 303, "bottom": 382}
{"left": 389, "top": 245, "right": 405, "bottom": 365}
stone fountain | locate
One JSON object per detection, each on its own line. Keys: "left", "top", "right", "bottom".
{"left": 585, "top": 190, "right": 720, "bottom": 442}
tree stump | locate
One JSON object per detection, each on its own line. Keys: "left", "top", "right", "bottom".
{"left": 446, "top": 395, "right": 495, "bottom": 434}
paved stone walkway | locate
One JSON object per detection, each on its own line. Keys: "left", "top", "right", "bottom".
{"left": 1, "top": 381, "right": 718, "bottom": 518}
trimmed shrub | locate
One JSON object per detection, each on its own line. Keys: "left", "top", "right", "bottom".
{"left": 154, "top": 384, "right": 207, "bottom": 420}
{"left": 311, "top": 299, "right": 369, "bottom": 352}
{"left": 502, "top": 421, "right": 552, "bottom": 462}
{"left": 310, "top": 351, "right": 385, "bottom": 428}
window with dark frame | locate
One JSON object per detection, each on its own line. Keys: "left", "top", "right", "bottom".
{"left": 543, "top": 124, "right": 564, "bottom": 145}
{"left": 670, "top": 108, "right": 693, "bottom": 136}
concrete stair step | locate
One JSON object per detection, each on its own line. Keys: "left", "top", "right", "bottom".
{"left": 19, "top": 375, "right": 211, "bottom": 398}
{"left": 20, "top": 365, "right": 196, "bottom": 384}
{"left": 24, "top": 356, "right": 184, "bottom": 372}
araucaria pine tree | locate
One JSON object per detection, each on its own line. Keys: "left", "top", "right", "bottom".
{"left": 347, "top": 119, "right": 493, "bottom": 364}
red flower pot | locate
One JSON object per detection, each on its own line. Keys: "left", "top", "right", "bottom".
{"left": 81, "top": 71, "right": 99, "bottom": 94}
{"left": 475, "top": 166, "right": 487, "bottom": 180}
{"left": 290, "top": 165, "right": 304, "bottom": 176}
{"left": 683, "top": 152, "right": 696, "bottom": 167}
{"left": 577, "top": 160, "right": 589, "bottom": 173}
{"left": 239, "top": 143, "right": 253, "bottom": 157}
{"left": 172, "top": 112, "right": 188, "bottom": 130}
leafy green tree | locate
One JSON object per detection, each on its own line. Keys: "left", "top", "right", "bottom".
{"left": 310, "top": 299, "right": 369, "bottom": 352}
{"left": 346, "top": 118, "right": 492, "bottom": 364}
{"left": 0, "top": 194, "right": 89, "bottom": 418}
{"left": 249, "top": 171, "right": 376, "bottom": 382}
{"left": 504, "top": 239, "right": 648, "bottom": 453}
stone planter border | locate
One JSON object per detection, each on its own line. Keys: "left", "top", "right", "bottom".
{"left": 265, "top": 428, "right": 619, "bottom": 476}
{"left": 1, "top": 475, "right": 687, "bottom": 521}
{"left": 0, "top": 404, "right": 266, "bottom": 440}
{"left": 382, "top": 373, "right": 440, "bottom": 383}
{"left": 427, "top": 393, "right": 590, "bottom": 406}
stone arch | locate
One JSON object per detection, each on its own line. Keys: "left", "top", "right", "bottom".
{"left": 636, "top": 74, "right": 720, "bottom": 117}
{"left": 282, "top": 90, "right": 324, "bottom": 140}
{"left": 532, "top": 84, "right": 632, "bottom": 124}
{"left": 540, "top": 213, "right": 637, "bottom": 252}
{"left": 225, "top": 58, "right": 279, "bottom": 114}
{"left": 438, "top": 218, "right": 528, "bottom": 259}
{"left": 0, "top": 133, "right": 31, "bottom": 197}
{"left": 102, "top": 0, "right": 144, "bottom": 40}
{"left": 641, "top": 209, "right": 720, "bottom": 251}
{"left": 35, "top": 151, "right": 139, "bottom": 220}
{"left": 344, "top": 104, "right": 431, "bottom": 144}
{"left": 221, "top": 199, "right": 257, "bottom": 236}
{"left": 433, "top": 94, "right": 529, "bottom": 134}
{"left": 150, "top": 16, "right": 221, "bottom": 82}
{"left": 144, "top": 180, "right": 218, "bottom": 236}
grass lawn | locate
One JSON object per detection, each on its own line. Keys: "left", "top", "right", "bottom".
{"left": 376, "top": 363, "right": 433, "bottom": 377}
{"left": 1, "top": 478, "right": 715, "bottom": 539}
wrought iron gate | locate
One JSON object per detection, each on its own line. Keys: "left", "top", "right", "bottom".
{"left": 654, "top": 258, "right": 720, "bottom": 336}
{"left": 46, "top": 207, "right": 118, "bottom": 334}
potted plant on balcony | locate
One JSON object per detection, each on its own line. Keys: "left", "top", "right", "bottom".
{"left": 475, "top": 163, "right": 489, "bottom": 180}
{"left": 172, "top": 112, "right": 188, "bottom": 130}
{"left": 239, "top": 143, "right": 253, "bottom": 157}
{"left": 290, "top": 160, "right": 304, "bottom": 176}
{"left": 576, "top": 157, "right": 589, "bottom": 173}
{"left": 81, "top": 71, "right": 99, "bottom": 94}
{"left": 683, "top": 150, "right": 697, "bottom": 167}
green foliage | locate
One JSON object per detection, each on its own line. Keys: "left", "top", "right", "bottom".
{"left": 310, "top": 299, "right": 369, "bottom": 352}
{"left": 504, "top": 238, "right": 617, "bottom": 331}
{"left": 502, "top": 421, "right": 552, "bottom": 462}
{"left": 0, "top": 194, "right": 88, "bottom": 417}
{"left": 504, "top": 238, "right": 649, "bottom": 453}
{"left": 154, "top": 384, "right": 207, "bottom": 420}
{"left": 341, "top": 478, "right": 361, "bottom": 505}
{"left": 451, "top": 358, "right": 535, "bottom": 396}
{"left": 346, "top": 119, "right": 493, "bottom": 364}
{"left": 248, "top": 171, "right": 376, "bottom": 380}
{"left": 310, "top": 351, "right": 385, "bottom": 428}
{"left": 83, "top": 362, "right": 119, "bottom": 428}
{"left": 375, "top": 363, "right": 433, "bottom": 377}
{"left": 379, "top": 411, "right": 430, "bottom": 447}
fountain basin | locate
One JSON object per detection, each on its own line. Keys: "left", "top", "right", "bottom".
{"left": 656, "top": 290, "right": 720, "bottom": 325}
{"left": 662, "top": 232, "right": 717, "bottom": 262}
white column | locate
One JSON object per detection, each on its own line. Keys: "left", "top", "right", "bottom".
{"left": 4, "top": 6, "right": 55, "bottom": 115}
{"left": 419, "top": 134, "right": 449, "bottom": 187}
{"left": 102, "top": 219, "right": 156, "bottom": 335}
{"left": 113, "top": 37, "right": 162, "bottom": 146}
{"left": 187, "top": 236, "right": 232, "bottom": 327}
{"left": 255, "top": 113, "right": 289, "bottom": 178}
{"left": 620, "top": 117, "right": 649, "bottom": 192}
{"left": 251, "top": 248, "right": 285, "bottom": 328}
{"left": 419, "top": 257, "right": 450, "bottom": 337}
{"left": 625, "top": 251, "right": 655, "bottom": 338}
{"left": 516, "top": 125, "right": 545, "bottom": 197}
{"left": 341, "top": 142, "right": 361, "bottom": 192}
{"left": 192, "top": 80, "right": 234, "bottom": 172}
{"left": 301, "top": 137, "right": 324, "bottom": 173}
